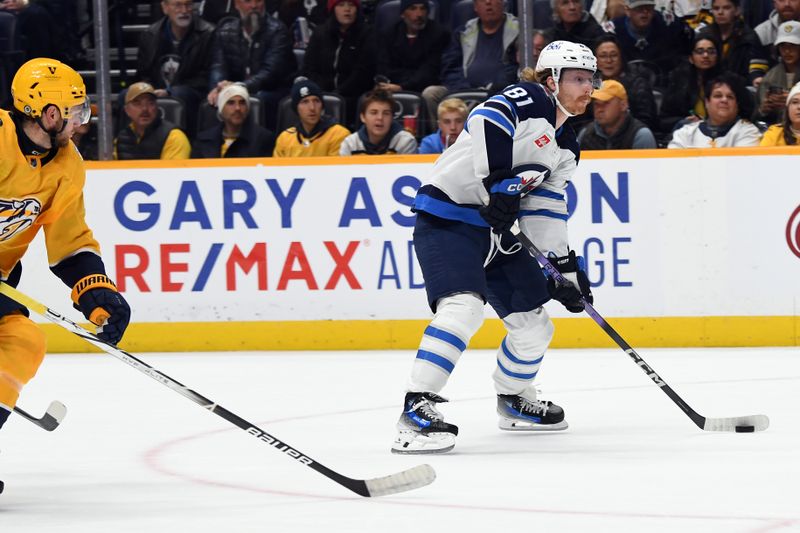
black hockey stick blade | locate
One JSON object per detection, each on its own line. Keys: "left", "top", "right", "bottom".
{"left": 0, "top": 282, "right": 436, "bottom": 496}
{"left": 509, "top": 225, "right": 770, "bottom": 433}
{"left": 13, "top": 401, "right": 67, "bottom": 431}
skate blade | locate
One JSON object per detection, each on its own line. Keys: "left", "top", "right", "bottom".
{"left": 498, "top": 418, "right": 569, "bottom": 432}
{"left": 391, "top": 431, "right": 455, "bottom": 455}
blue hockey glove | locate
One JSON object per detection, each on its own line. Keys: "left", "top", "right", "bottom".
{"left": 546, "top": 251, "right": 593, "bottom": 313}
{"left": 71, "top": 274, "right": 131, "bottom": 345}
{"left": 479, "top": 169, "right": 522, "bottom": 234}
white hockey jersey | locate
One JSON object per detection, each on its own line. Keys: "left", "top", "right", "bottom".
{"left": 412, "top": 81, "right": 579, "bottom": 256}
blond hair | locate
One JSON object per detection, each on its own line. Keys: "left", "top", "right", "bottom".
{"left": 437, "top": 98, "right": 468, "bottom": 119}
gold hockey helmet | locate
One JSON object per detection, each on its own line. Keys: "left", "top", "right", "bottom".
{"left": 11, "top": 58, "right": 90, "bottom": 125}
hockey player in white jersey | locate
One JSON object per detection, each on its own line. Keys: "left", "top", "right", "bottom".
{"left": 392, "top": 41, "right": 599, "bottom": 454}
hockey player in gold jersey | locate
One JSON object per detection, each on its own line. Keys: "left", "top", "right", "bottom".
{"left": 0, "top": 59, "right": 131, "bottom": 436}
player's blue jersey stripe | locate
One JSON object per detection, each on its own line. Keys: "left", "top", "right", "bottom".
{"left": 496, "top": 359, "right": 539, "bottom": 380}
{"left": 485, "top": 97, "right": 517, "bottom": 122}
{"left": 425, "top": 326, "right": 467, "bottom": 352}
{"left": 527, "top": 189, "right": 565, "bottom": 201}
{"left": 519, "top": 209, "right": 569, "bottom": 220}
{"left": 469, "top": 108, "right": 515, "bottom": 136}
{"left": 416, "top": 350, "right": 456, "bottom": 373}
{"left": 501, "top": 338, "right": 544, "bottom": 365}
{"left": 413, "top": 192, "right": 489, "bottom": 227}
{"left": 487, "top": 95, "right": 518, "bottom": 119}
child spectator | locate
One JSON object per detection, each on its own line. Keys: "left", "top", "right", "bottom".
{"left": 418, "top": 98, "right": 467, "bottom": 153}
{"left": 340, "top": 89, "right": 418, "bottom": 154}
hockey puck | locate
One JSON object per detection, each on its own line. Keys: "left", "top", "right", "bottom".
{"left": 0, "top": 480, "right": 4, "bottom": 494}
{"left": 735, "top": 425, "right": 755, "bottom": 433}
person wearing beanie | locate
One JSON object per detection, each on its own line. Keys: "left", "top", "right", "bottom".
{"left": 192, "top": 83, "right": 275, "bottom": 158}
{"left": 375, "top": 0, "right": 450, "bottom": 95}
{"left": 273, "top": 78, "right": 351, "bottom": 157}
{"left": 115, "top": 81, "right": 191, "bottom": 160}
{"left": 339, "top": 89, "right": 417, "bottom": 155}
{"left": 302, "top": 0, "right": 376, "bottom": 127}
{"left": 760, "top": 81, "right": 800, "bottom": 145}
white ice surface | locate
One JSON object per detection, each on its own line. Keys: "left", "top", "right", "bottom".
{"left": 1, "top": 347, "right": 798, "bottom": 533}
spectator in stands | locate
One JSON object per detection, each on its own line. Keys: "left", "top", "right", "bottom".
{"left": 755, "top": 0, "right": 800, "bottom": 48}
{"left": 192, "top": 84, "right": 275, "bottom": 158}
{"left": 207, "top": 0, "right": 297, "bottom": 131}
{"left": 302, "top": 0, "right": 376, "bottom": 127}
{"left": 200, "top": 0, "right": 237, "bottom": 23}
{"left": 135, "top": 0, "right": 215, "bottom": 138}
{"left": 661, "top": 34, "right": 724, "bottom": 130}
{"left": 340, "top": 89, "right": 417, "bottom": 154}
{"left": 578, "top": 79, "right": 657, "bottom": 148}
{"left": 701, "top": 0, "right": 769, "bottom": 83}
{"left": 590, "top": 0, "right": 627, "bottom": 24}
{"left": 594, "top": 34, "right": 658, "bottom": 130}
{"left": 668, "top": 72, "right": 761, "bottom": 147}
{"left": 543, "top": 0, "right": 605, "bottom": 49}
{"left": 71, "top": 104, "right": 98, "bottom": 161}
{"left": 276, "top": 0, "right": 327, "bottom": 39}
{"left": 375, "top": 0, "right": 450, "bottom": 95}
{"left": 603, "top": 0, "right": 694, "bottom": 79}
{"left": 0, "top": 0, "right": 59, "bottom": 60}
{"left": 755, "top": 20, "right": 800, "bottom": 123}
{"left": 760, "top": 80, "right": 800, "bottom": 143}
{"left": 532, "top": 29, "right": 548, "bottom": 64}
{"left": 418, "top": 97, "right": 467, "bottom": 153}
{"left": 421, "top": 0, "right": 519, "bottom": 123}
{"left": 115, "top": 82, "right": 191, "bottom": 160}
{"left": 273, "top": 78, "right": 350, "bottom": 156}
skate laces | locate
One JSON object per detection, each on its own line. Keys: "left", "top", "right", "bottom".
{"left": 517, "top": 397, "right": 550, "bottom": 416}
{"left": 407, "top": 393, "right": 446, "bottom": 421}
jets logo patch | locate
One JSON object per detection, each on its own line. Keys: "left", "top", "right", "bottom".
{"left": 0, "top": 198, "right": 42, "bottom": 242}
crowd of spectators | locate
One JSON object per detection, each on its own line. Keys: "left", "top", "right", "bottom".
{"left": 4, "top": 0, "right": 800, "bottom": 158}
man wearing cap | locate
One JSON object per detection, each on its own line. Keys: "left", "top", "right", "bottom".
{"left": 114, "top": 81, "right": 191, "bottom": 160}
{"left": 755, "top": 20, "right": 800, "bottom": 122}
{"left": 603, "top": 0, "right": 694, "bottom": 77}
{"left": 273, "top": 79, "right": 350, "bottom": 157}
{"left": 192, "top": 84, "right": 275, "bottom": 158}
{"left": 577, "top": 79, "right": 657, "bottom": 149}
{"left": 207, "top": 0, "right": 297, "bottom": 131}
{"left": 375, "top": 0, "right": 450, "bottom": 95}
{"left": 755, "top": 0, "right": 800, "bottom": 49}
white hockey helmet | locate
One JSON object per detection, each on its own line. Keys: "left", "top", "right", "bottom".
{"left": 535, "top": 40, "right": 597, "bottom": 85}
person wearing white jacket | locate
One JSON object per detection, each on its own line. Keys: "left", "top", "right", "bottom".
{"left": 669, "top": 72, "right": 762, "bottom": 147}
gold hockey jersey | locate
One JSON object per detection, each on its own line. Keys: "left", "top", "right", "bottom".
{"left": 0, "top": 108, "right": 100, "bottom": 280}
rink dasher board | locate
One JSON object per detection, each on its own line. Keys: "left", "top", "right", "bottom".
{"left": 16, "top": 149, "right": 800, "bottom": 351}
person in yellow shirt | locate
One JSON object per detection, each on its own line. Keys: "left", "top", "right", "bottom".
{"left": 114, "top": 81, "right": 191, "bottom": 160}
{"left": 760, "top": 81, "right": 800, "bottom": 146}
{"left": 0, "top": 59, "right": 131, "bottom": 468}
{"left": 273, "top": 79, "right": 350, "bottom": 157}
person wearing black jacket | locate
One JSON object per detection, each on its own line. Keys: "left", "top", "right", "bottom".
{"left": 135, "top": 0, "right": 215, "bottom": 136}
{"left": 543, "top": 0, "right": 606, "bottom": 49}
{"left": 302, "top": 0, "right": 376, "bottom": 126}
{"left": 207, "top": 1, "right": 297, "bottom": 130}
{"left": 375, "top": 0, "right": 450, "bottom": 93}
{"left": 192, "top": 84, "right": 275, "bottom": 158}
{"left": 701, "top": 0, "right": 769, "bottom": 83}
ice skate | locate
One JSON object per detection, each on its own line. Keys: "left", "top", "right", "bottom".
{"left": 391, "top": 392, "right": 459, "bottom": 454}
{"left": 497, "top": 391, "right": 568, "bottom": 431}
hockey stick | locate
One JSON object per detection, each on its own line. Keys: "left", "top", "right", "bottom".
{"left": 13, "top": 401, "right": 67, "bottom": 431}
{"left": 0, "top": 282, "right": 435, "bottom": 497}
{"left": 510, "top": 225, "right": 770, "bottom": 433}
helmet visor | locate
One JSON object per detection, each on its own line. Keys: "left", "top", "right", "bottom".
{"left": 66, "top": 97, "right": 91, "bottom": 126}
